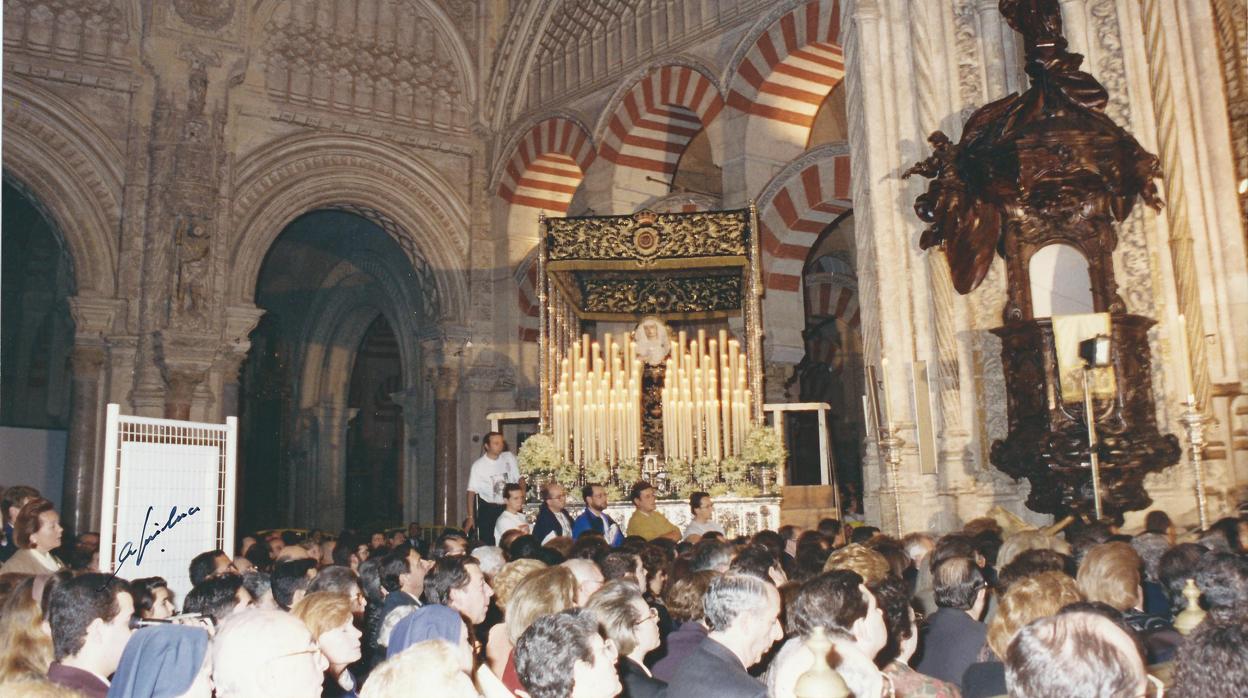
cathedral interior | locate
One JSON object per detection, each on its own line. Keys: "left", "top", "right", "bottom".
{"left": 2, "top": 0, "right": 1246, "bottom": 537}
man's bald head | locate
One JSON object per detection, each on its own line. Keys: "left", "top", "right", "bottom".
{"left": 213, "top": 610, "right": 327, "bottom": 698}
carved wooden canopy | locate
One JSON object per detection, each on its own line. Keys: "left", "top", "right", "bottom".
{"left": 904, "top": 0, "right": 1164, "bottom": 300}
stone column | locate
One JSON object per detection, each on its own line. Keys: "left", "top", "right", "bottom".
{"left": 63, "top": 295, "right": 126, "bottom": 534}
{"left": 155, "top": 330, "right": 218, "bottom": 421}
{"left": 219, "top": 304, "right": 266, "bottom": 420}
{"left": 390, "top": 387, "right": 430, "bottom": 523}
{"left": 309, "top": 402, "right": 352, "bottom": 530}
{"left": 421, "top": 331, "right": 467, "bottom": 526}
{"left": 62, "top": 344, "right": 106, "bottom": 535}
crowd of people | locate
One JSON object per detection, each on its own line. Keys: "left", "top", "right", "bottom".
{"left": 1, "top": 480, "right": 1246, "bottom": 698}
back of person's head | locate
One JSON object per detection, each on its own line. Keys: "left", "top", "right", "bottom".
{"left": 932, "top": 556, "right": 986, "bottom": 610}
{"left": 703, "top": 572, "right": 772, "bottom": 632}
{"left": 1170, "top": 616, "right": 1248, "bottom": 698}
{"left": 599, "top": 550, "right": 640, "bottom": 584}
{"left": 1077, "top": 542, "right": 1141, "bottom": 612}
{"left": 241, "top": 570, "right": 273, "bottom": 609}
{"left": 505, "top": 565, "right": 579, "bottom": 644}
{"left": 212, "top": 609, "right": 326, "bottom": 698}
{"left": 1158, "top": 542, "right": 1209, "bottom": 613}
{"left": 1, "top": 485, "right": 40, "bottom": 524}
{"left": 1144, "top": 510, "right": 1173, "bottom": 535}
{"left": 931, "top": 533, "right": 978, "bottom": 570}
{"left": 788, "top": 569, "right": 869, "bottom": 639}
{"left": 473, "top": 545, "right": 507, "bottom": 578}
{"left": 290, "top": 591, "right": 352, "bottom": 639}
{"left": 987, "top": 571, "right": 1083, "bottom": 660}
{"left": 189, "top": 549, "right": 227, "bottom": 587}
{"left": 509, "top": 534, "right": 543, "bottom": 562}
{"left": 433, "top": 531, "right": 468, "bottom": 559}
{"left": 664, "top": 569, "right": 717, "bottom": 624}
{"left": 850, "top": 525, "right": 880, "bottom": 545}
{"left": 1005, "top": 611, "right": 1146, "bottom": 698}
{"left": 362, "top": 639, "right": 476, "bottom": 698}
{"left": 568, "top": 533, "right": 608, "bottom": 561}
{"left": 423, "top": 555, "right": 477, "bottom": 606}
{"left": 824, "top": 543, "right": 890, "bottom": 586}
{"left": 183, "top": 574, "right": 248, "bottom": 625}
{"left": 271, "top": 559, "right": 317, "bottom": 610}
{"left": 109, "top": 625, "right": 211, "bottom": 698}
{"left": 307, "top": 564, "right": 360, "bottom": 596}
{"left": 997, "top": 548, "right": 1074, "bottom": 592}
{"left": 751, "top": 529, "right": 785, "bottom": 558}
{"left": 243, "top": 539, "right": 274, "bottom": 572}
{"left": 1066, "top": 520, "right": 1116, "bottom": 565}
{"left": 817, "top": 517, "right": 842, "bottom": 540}
{"left": 865, "top": 536, "right": 911, "bottom": 578}
{"left": 47, "top": 573, "right": 128, "bottom": 661}
{"left": 1128, "top": 532, "right": 1170, "bottom": 583}
{"left": 1202, "top": 516, "right": 1245, "bottom": 554}
{"left": 1194, "top": 551, "right": 1248, "bottom": 621}
{"left": 492, "top": 558, "right": 548, "bottom": 611}
{"left": 996, "top": 530, "right": 1071, "bottom": 570}
{"left": 514, "top": 608, "right": 611, "bottom": 698}
{"left": 0, "top": 575, "right": 54, "bottom": 683}
{"left": 729, "top": 544, "right": 779, "bottom": 581}
{"left": 690, "top": 537, "right": 734, "bottom": 573}
{"left": 870, "top": 574, "right": 914, "bottom": 667}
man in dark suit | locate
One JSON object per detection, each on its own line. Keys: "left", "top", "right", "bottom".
{"left": 914, "top": 556, "right": 989, "bottom": 689}
{"left": 666, "top": 573, "right": 783, "bottom": 698}
{"left": 372, "top": 545, "right": 431, "bottom": 652}
{"left": 46, "top": 573, "right": 135, "bottom": 698}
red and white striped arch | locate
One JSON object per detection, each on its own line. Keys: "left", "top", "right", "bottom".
{"left": 516, "top": 247, "right": 540, "bottom": 343}
{"left": 728, "top": 1, "right": 846, "bottom": 194}
{"left": 498, "top": 117, "right": 596, "bottom": 213}
{"left": 728, "top": 0, "right": 845, "bottom": 129}
{"left": 756, "top": 147, "right": 852, "bottom": 362}
{"left": 599, "top": 64, "right": 725, "bottom": 211}
{"left": 758, "top": 152, "right": 852, "bottom": 293}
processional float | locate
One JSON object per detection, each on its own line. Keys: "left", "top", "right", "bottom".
{"left": 534, "top": 207, "right": 773, "bottom": 497}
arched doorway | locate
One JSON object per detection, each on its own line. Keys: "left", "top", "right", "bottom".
{"left": 239, "top": 210, "right": 430, "bottom": 533}
{"left": 791, "top": 213, "right": 865, "bottom": 511}
{"left": 1, "top": 179, "right": 76, "bottom": 430}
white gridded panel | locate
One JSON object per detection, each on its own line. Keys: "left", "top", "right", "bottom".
{"left": 100, "top": 406, "right": 236, "bottom": 606}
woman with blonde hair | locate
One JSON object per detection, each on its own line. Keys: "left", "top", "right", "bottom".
{"left": 962, "top": 571, "right": 1082, "bottom": 698}
{"left": 0, "top": 575, "right": 54, "bottom": 684}
{"left": 362, "top": 640, "right": 477, "bottom": 698}
{"left": 485, "top": 558, "right": 546, "bottom": 677}
{"left": 291, "top": 592, "right": 363, "bottom": 697}
{"left": 499, "top": 565, "right": 579, "bottom": 693}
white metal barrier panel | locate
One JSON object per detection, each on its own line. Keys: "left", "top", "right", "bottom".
{"left": 98, "top": 404, "right": 237, "bottom": 602}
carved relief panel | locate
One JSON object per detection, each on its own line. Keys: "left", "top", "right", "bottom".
{"left": 263, "top": 0, "right": 470, "bottom": 133}
{"left": 2, "top": 0, "right": 130, "bottom": 67}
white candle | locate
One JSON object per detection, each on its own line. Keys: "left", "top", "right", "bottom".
{"left": 1177, "top": 314, "right": 1195, "bottom": 404}
{"left": 881, "top": 357, "right": 896, "bottom": 430}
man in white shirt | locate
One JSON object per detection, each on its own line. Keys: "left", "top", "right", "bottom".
{"left": 683, "top": 491, "right": 725, "bottom": 542}
{"left": 464, "top": 431, "right": 522, "bottom": 545}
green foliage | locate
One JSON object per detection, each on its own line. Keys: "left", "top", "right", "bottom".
{"left": 743, "top": 426, "right": 787, "bottom": 468}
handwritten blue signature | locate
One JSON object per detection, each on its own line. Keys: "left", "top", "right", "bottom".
{"left": 104, "top": 505, "right": 202, "bottom": 584}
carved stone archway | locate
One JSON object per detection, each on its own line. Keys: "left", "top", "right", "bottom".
{"left": 229, "top": 132, "right": 470, "bottom": 322}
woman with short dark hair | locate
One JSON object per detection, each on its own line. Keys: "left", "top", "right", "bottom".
{"left": 0, "top": 498, "right": 65, "bottom": 575}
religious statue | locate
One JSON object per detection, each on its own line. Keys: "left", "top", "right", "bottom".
{"left": 634, "top": 316, "right": 671, "bottom": 366}
{"left": 174, "top": 214, "right": 211, "bottom": 321}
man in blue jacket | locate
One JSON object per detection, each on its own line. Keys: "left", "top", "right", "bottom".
{"left": 571, "top": 483, "right": 623, "bottom": 546}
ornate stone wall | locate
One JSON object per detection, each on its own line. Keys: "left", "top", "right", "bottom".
{"left": 3, "top": 0, "right": 1244, "bottom": 531}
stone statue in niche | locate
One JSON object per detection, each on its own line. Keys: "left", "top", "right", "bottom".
{"left": 904, "top": 0, "right": 1179, "bottom": 521}
{"left": 174, "top": 214, "right": 211, "bottom": 322}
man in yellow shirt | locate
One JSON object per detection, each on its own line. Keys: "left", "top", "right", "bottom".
{"left": 625, "top": 481, "right": 681, "bottom": 541}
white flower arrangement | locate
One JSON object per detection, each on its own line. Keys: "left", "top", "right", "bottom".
{"left": 742, "top": 425, "right": 787, "bottom": 468}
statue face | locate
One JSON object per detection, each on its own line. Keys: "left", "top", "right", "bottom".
{"left": 644, "top": 324, "right": 658, "bottom": 340}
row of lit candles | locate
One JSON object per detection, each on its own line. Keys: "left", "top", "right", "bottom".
{"left": 662, "top": 329, "right": 752, "bottom": 463}
{"left": 551, "top": 333, "right": 642, "bottom": 465}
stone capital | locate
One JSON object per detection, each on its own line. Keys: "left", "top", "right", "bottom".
{"left": 68, "top": 295, "right": 127, "bottom": 339}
